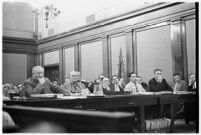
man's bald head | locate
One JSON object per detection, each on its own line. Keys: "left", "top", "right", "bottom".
{"left": 32, "top": 66, "right": 44, "bottom": 79}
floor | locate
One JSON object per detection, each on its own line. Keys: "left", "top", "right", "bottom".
{"left": 174, "top": 119, "right": 197, "bottom": 133}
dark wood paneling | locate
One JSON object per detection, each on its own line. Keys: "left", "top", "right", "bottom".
{"left": 35, "top": 53, "right": 43, "bottom": 66}
{"left": 3, "top": 36, "right": 37, "bottom": 54}
{"left": 181, "top": 20, "right": 188, "bottom": 81}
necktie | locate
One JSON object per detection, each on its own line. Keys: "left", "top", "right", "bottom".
{"left": 193, "top": 82, "right": 196, "bottom": 89}
{"left": 134, "top": 83, "right": 139, "bottom": 92}
{"left": 174, "top": 83, "right": 178, "bottom": 92}
{"left": 73, "top": 83, "right": 81, "bottom": 93}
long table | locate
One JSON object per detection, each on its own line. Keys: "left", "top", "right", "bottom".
{"left": 3, "top": 93, "right": 197, "bottom": 132}
{"left": 3, "top": 105, "right": 134, "bottom": 133}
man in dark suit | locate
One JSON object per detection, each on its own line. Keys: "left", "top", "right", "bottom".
{"left": 172, "top": 73, "right": 187, "bottom": 92}
{"left": 24, "top": 66, "right": 70, "bottom": 98}
{"left": 148, "top": 69, "right": 172, "bottom": 118}
{"left": 109, "top": 75, "right": 124, "bottom": 92}
{"left": 149, "top": 69, "right": 172, "bottom": 92}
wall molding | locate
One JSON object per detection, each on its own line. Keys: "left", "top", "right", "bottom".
{"left": 3, "top": 36, "right": 37, "bottom": 54}
{"left": 36, "top": 3, "right": 195, "bottom": 52}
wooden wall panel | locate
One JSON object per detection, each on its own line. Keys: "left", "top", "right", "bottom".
{"left": 171, "top": 21, "right": 183, "bottom": 76}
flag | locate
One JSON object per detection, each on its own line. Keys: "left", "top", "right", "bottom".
{"left": 117, "top": 48, "right": 125, "bottom": 79}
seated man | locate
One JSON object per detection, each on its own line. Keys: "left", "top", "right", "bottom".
{"left": 3, "top": 84, "right": 10, "bottom": 100}
{"left": 149, "top": 69, "right": 172, "bottom": 92}
{"left": 188, "top": 73, "right": 196, "bottom": 92}
{"left": 88, "top": 74, "right": 104, "bottom": 93}
{"left": 135, "top": 76, "right": 149, "bottom": 91}
{"left": 118, "top": 78, "right": 125, "bottom": 89}
{"left": 93, "top": 74, "right": 105, "bottom": 95}
{"left": 109, "top": 75, "right": 124, "bottom": 92}
{"left": 184, "top": 73, "right": 197, "bottom": 124}
{"left": 102, "top": 77, "right": 111, "bottom": 94}
{"left": 76, "top": 71, "right": 89, "bottom": 89}
{"left": 64, "top": 71, "right": 85, "bottom": 94}
{"left": 172, "top": 73, "right": 187, "bottom": 92}
{"left": 24, "top": 66, "right": 70, "bottom": 97}
{"left": 124, "top": 72, "right": 146, "bottom": 94}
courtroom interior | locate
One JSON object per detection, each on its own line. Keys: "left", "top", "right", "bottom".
{"left": 2, "top": 1, "right": 198, "bottom": 133}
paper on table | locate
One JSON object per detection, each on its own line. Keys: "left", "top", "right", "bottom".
{"left": 30, "top": 94, "right": 63, "bottom": 98}
{"left": 57, "top": 96, "right": 86, "bottom": 99}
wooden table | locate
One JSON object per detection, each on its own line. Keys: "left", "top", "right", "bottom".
{"left": 3, "top": 93, "right": 196, "bottom": 132}
{"left": 3, "top": 105, "right": 134, "bottom": 133}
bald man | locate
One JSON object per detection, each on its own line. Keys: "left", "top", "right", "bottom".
{"left": 24, "top": 66, "right": 70, "bottom": 97}
{"left": 62, "top": 71, "right": 86, "bottom": 94}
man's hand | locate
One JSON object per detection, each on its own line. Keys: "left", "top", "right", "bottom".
{"left": 38, "top": 77, "right": 46, "bottom": 85}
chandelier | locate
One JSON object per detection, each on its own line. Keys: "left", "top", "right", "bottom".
{"left": 44, "top": 5, "right": 60, "bottom": 28}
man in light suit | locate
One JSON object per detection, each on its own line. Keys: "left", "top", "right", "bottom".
{"left": 124, "top": 72, "right": 146, "bottom": 94}
{"left": 172, "top": 73, "right": 187, "bottom": 92}
{"left": 61, "top": 71, "right": 85, "bottom": 94}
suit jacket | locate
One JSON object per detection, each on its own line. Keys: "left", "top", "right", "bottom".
{"left": 24, "top": 77, "right": 69, "bottom": 97}
{"left": 61, "top": 81, "right": 86, "bottom": 93}
{"left": 109, "top": 83, "right": 124, "bottom": 92}
{"left": 171, "top": 80, "right": 187, "bottom": 91}
{"left": 141, "top": 82, "right": 149, "bottom": 92}
{"left": 188, "top": 81, "right": 196, "bottom": 92}
{"left": 149, "top": 78, "right": 172, "bottom": 92}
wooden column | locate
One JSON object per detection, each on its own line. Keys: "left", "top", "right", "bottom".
{"left": 27, "top": 53, "right": 36, "bottom": 78}
{"left": 125, "top": 30, "right": 134, "bottom": 82}
{"left": 171, "top": 20, "right": 183, "bottom": 76}
{"left": 59, "top": 47, "right": 64, "bottom": 85}
{"left": 181, "top": 20, "right": 188, "bottom": 81}
{"left": 74, "top": 44, "right": 80, "bottom": 72}
{"left": 102, "top": 36, "right": 109, "bottom": 78}
{"left": 132, "top": 31, "right": 138, "bottom": 74}
{"left": 35, "top": 52, "right": 43, "bottom": 66}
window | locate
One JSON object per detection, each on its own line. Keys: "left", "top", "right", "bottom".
{"left": 64, "top": 47, "right": 75, "bottom": 78}
{"left": 81, "top": 41, "right": 103, "bottom": 81}
{"left": 44, "top": 51, "right": 59, "bottom": 65}
{"left": 110, "top": 35, "right": 127, "bottom": 78}
{"left": 136, "top": 25, "right": 173, "bottom": 84}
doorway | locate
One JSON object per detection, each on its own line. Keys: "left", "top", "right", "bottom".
{"left": 44, "top": 64, "right": 59, "bottom": 83}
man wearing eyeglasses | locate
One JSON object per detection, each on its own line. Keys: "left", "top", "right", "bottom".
{"left": 24, "top": 66, "right": 70, "bottom": 97}
{"left": 149, "top": 69, "right": 172, "bottom": 92}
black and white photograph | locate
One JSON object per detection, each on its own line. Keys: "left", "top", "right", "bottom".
{"left": 2, "top": 0, "right": 198, "bottom": 133}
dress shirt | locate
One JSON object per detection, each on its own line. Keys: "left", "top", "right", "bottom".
{"left": 124, "top": 81, "right": 146, "bottom": 93}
